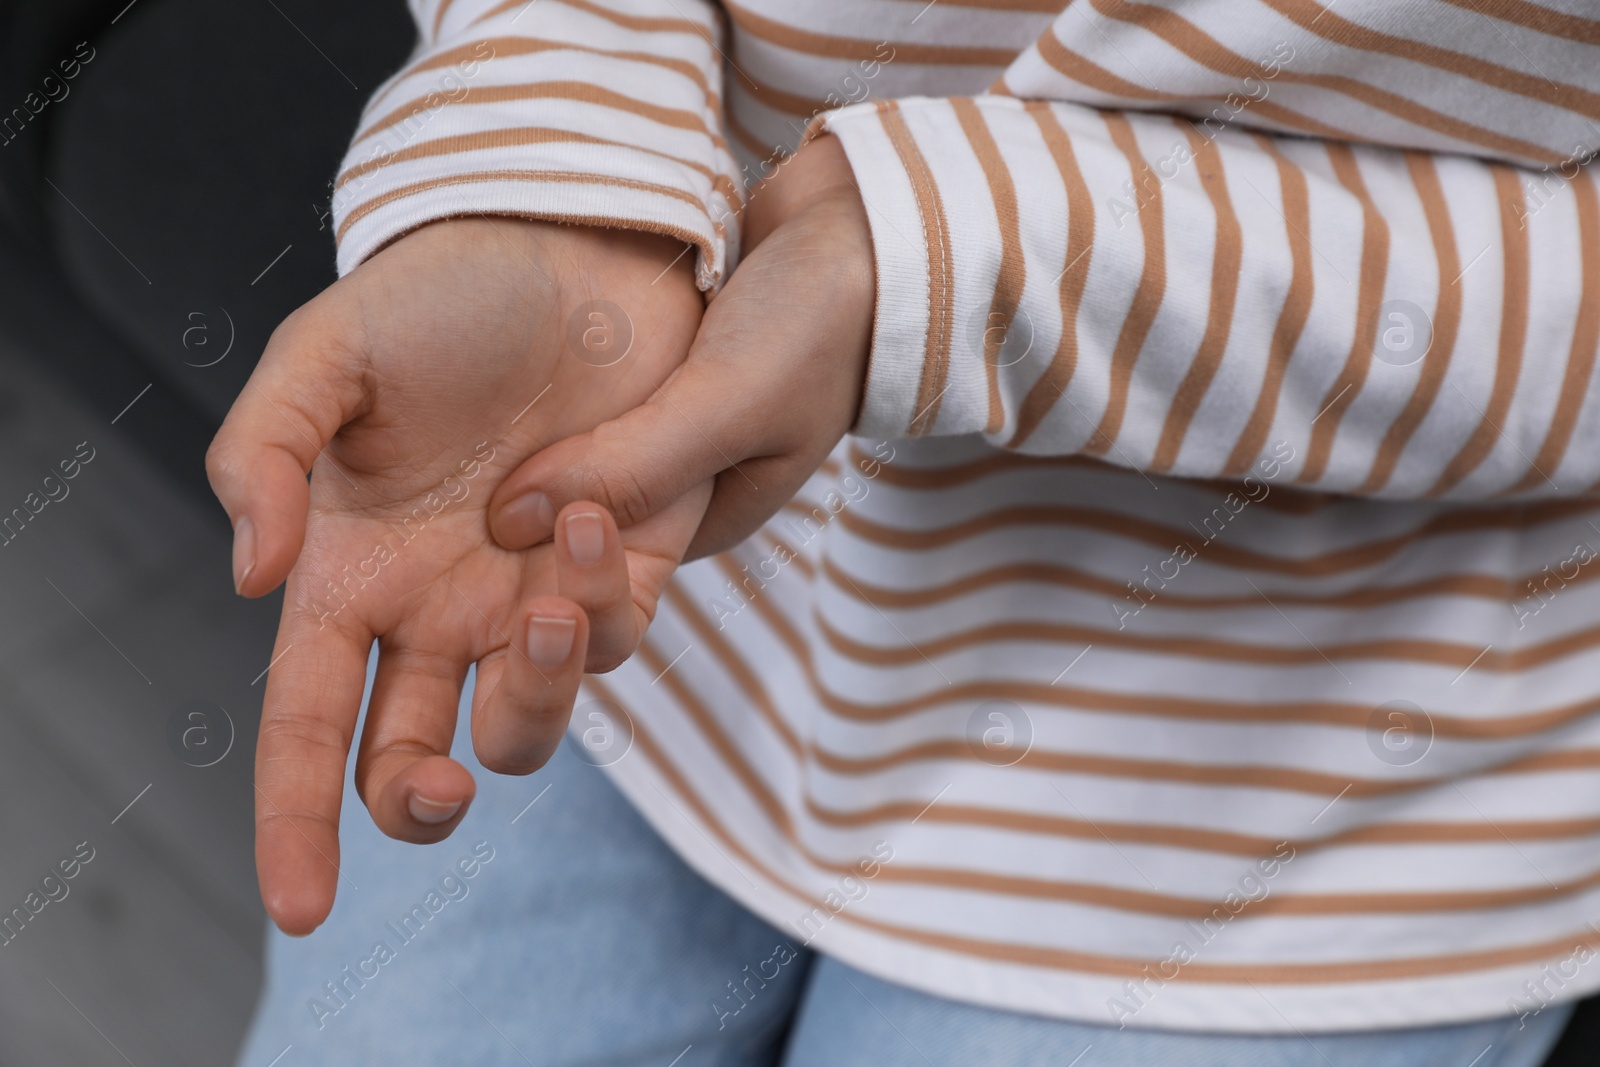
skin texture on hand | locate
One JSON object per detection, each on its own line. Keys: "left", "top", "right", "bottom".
{"left": 487, "top": 133, "right": 876, "bottom": 561}
{"left": 206, "top": 216, "right": 710, "bottom": 935}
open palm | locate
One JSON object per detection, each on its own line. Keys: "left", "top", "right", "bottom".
{"left": 207, "top": 217, "right": 707, "bottom": 934}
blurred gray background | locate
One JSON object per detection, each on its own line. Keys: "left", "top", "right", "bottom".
{"left": 0, "top": 1, "right": 409, "bottom": 1061}
{"left": 0, "top": 0, "right": 1595, "bottom": 1063}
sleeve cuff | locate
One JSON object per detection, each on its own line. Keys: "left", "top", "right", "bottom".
{"left": 331, "top": 2, "right": 742, "bottom": 290}
{"left": 819, "top": 97, "right": 1043, "bottom": 441}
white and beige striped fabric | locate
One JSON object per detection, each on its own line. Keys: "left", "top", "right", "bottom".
{"left": 332, "top": 0, "right": 1600, "bottom": 1033}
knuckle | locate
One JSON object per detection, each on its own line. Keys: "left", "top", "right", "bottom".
{"left": 352, "top": 738, "right": 442, "bottom": 807}
{"left": 204, "top": 435, "right": 242, "bottom": 493}
{"left": 259, "top": 714, "right": 350, "bottom": 760}
{"left": 586, "top": 418, "right": 632, "bottom": 455}
{"left": 256, "top": 806, "right": 337, "bottom": 836}
{"left": 631, "top": 588, "right": 663, "bottom": 630}
{"left": 360, "top": 737, "right": 438, "bottom": 772}
{"left": 573, "top": 460, "right": 656, "bottom": 530}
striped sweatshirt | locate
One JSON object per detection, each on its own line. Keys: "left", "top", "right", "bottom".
{"left": 332, "top": 0, "right": 1600, "bottom": 1033}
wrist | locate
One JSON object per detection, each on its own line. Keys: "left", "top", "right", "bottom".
{"left": 745, "top": 133, "right": 861, "bottom": 252}
{"left": 381, "top": 216, "right": 700, "bottom": 309}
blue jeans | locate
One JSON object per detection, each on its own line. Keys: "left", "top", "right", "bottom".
{"left": 237, "top": 677, "right": 1574, "bottom": 1067}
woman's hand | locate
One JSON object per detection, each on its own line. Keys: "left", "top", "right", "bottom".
{"left": 207, "top": 216, "right": 709, "bottom": 935}
{"left": 485, "top": 134, "right": 875, "bottom": 560}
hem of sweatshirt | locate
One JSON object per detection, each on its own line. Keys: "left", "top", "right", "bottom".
{"left": 586, "top": 661, "right": 1600, "bottom": 1034}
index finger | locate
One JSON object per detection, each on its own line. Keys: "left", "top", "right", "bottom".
{"left": 254, "top": 590, "right": 373, "bottom": 936}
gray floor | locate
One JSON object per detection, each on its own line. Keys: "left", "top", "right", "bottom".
{"left": 0, "top": 349, "right": 276, "bottom": 1064}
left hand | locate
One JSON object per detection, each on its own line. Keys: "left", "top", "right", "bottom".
{"left": 484, "top": 133, "right": 876, "bottom": 561}
{"left": 206, "top": 216, "right": 711, "bottom": 934}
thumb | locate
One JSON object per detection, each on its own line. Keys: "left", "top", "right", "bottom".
{"left": 205, "top": 308, "right": 369, "bottom": 597}
{"left": 489, "top": 358, "right": 749, "bottom": 550}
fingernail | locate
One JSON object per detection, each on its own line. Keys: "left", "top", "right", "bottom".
{"left": 565, "top": 512, "right": 605, "bottom": 566}
{"left": 232, "top": 516, "right": 256, "bottom": 595}
{"left": 408, "top": 793, "right": 462, "bottom": 825}
{"left": 526, "top": 614, "right": 576, "bottom": 669}
{"left": 501, "top": 491, "right": 557, "bottom": 545}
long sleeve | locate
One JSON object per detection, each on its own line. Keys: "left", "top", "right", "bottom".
{"left": 821, "top": 0, "right": 1600, "bottom": 499}
{"left": 331, "top": 0, "right": 741, "bottom": 289}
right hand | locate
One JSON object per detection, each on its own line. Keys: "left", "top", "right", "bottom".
{"left": 485, "top": 134, "right": 874, "bottom": 561}
{"left": 206, "top": 216, "right": 709, "bottom": 934}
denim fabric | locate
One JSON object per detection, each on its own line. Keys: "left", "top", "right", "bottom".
{"left": 237, "top": 669, "right": 1573, "bottom": 1067}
